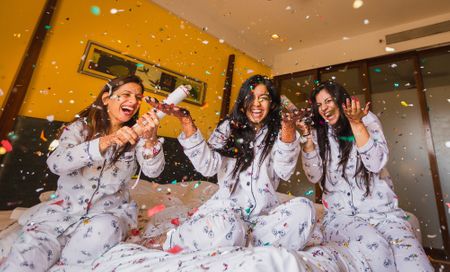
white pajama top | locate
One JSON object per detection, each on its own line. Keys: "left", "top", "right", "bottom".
{"left": 301, "top": 112, "right": 399, "bottom": 216}
{"left": 23, "top": 120, "right": 165, "bottom": 235}
{"left": 178, "top": 120, "right": 301, "bottom": 217}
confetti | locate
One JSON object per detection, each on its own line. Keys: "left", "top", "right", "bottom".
{"left": 305, "top": 189, "right": 314, "bottom": 196}
{"left": 194, "top": 181, "right": 201, "bottom": 188}
{"left": 400, "top": 101, "right": 413, "bottom": 107}
{"left": 363, "top": 19, "right": 369, "bottom": 25}
{"left": 338, "top": 136, "right": 355, "bottom": 142}
{"left": 90, "top": 6, "right": 101, "bottom": 16}
{"left": 171, "top": 179, "right": 177, "bottom": 184}
{"left": 0, "top": 147, "right": 6, "bottom": 155}
{"left": 385, "top": 47, "right": 396, "bottom": 52}
{"left": 166, "top": 245, "right": 183, "bottom": 254}
{"left": 353, "top": 0, "right": 364, "bottom": 9}
{"left": 1, "top": 140, "right": 12, "bottom": 152}
{"left": 427, "top": 234, "right": 437, "bottom": 238}
{"left": 44, "top": 25, "right": 52, "bottom": 30}
{"left": 0, "top": 88, "right": 3, "bottom": 96}
{"left": 136, "top": 63, "right": 144, "bottom": 68}
{"left": 147, "top": 204, "right": 165, "bottom": 217}
{"left": 202, "top": 40, "right": 209, "bottom": 45}
{"left": 48, "top": 139, "right": 59, "bottom": 151}
{"left": 245, "top": 207, "right": 251, "bottom": 214}
{"left": 171, "top": 218, "right": 180, "bottom": 226}
{"left": 40, "top": 130, "right": 48, "bottom": 142}
{"left": 219, "top": 39, "right": 224, "bottom": 43}
{"left": 46, "top": 115, "right": 54, "bottom": 122}
{"left": 110, "top": 8, "right": 124, "bottom": 14}
{"left": 50, "top": 193, "right": 57, "bottom": 199}
{"left": 130, "top": 228, "right": 140, "bottom": 236}
{"left": 51, "top": 199, "right": 64, "bottom": 206}
{"left": 36, "top": 188, "right": 44, "bottom": 193}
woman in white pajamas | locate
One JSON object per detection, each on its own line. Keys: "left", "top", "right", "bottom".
{"left": 0, "top": 75, "right": 165, "bottom": 272}
{"left": 148, "top": 74, "right": 316, "bottom": 252}
{"left": 298, "top": 81, "right": 433, "bottom": 271}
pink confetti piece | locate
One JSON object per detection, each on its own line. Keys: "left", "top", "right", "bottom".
{"left": 147, "top": 204, "right": 165, "bottom": 217}
{"left": 51, "top": 199, "right": 64, "bottom": 206}
{"left": 1, "top": 139, "right": 12, "bottom": 152}
{"left": 171, "top": 217, "right": 180, "bottom": 226}
{"left": 166, "top": 245, "right": 183, "bottom": 254}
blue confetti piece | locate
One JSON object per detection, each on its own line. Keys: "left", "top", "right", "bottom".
{"left": 305, "top": 189, "right": 314, "bottom": 196}
{"left": 90, "top": 6, "right": 101, "bottom": 16}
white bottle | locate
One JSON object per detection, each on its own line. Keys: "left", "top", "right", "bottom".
{"left": 156, "top": 85, "right": 191, "bottom": 119}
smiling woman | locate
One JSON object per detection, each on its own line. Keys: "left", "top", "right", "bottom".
{"left": 0, "top": 75, "right": 167, "bottom": 271}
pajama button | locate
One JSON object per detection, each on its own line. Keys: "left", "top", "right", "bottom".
{"left": 247, "top": 182, "right": 250, "bottom": 186}
{"left": 85, "top": 199, "right": 89, "bottom": 203}
{"left": 347, "top": 192, "right": 351, "bottom": 196}
{"left": 97, "top": 166, "right": 102, "bottom": 170}
{"left": 92, "top": 185, "right": 97, "bottom": 189}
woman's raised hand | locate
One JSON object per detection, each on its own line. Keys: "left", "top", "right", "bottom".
{"left": 135, "top": 110, "right": 159, "bottom": 143}
{"left": 144, "top": 96, "right": 190, "bottom": 119}
{"left": 342, "top": 96, "right": 370, "bottom": 124}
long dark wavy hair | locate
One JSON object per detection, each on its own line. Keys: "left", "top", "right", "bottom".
{"left": 63, "top": 75, "right": 144, "bottom": 164}
{"left": 310, "top": 81, "right": 372, "bottom": 196}
{"left": 215, "top": 74, "right": 281, "bottom": 178}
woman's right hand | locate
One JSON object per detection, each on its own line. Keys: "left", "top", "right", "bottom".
{"left": 99, "top": 126, "right": 139, "bottom": 154}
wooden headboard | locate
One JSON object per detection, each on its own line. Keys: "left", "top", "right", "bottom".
{"left": 0, "top": 116, "right": 215, "bottom": 210}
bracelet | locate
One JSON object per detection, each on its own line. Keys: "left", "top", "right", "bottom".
{"left": 142, "top": 138, "right": 164, "bottom": 159}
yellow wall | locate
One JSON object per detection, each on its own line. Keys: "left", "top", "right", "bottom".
{"left": 0, "top": 0, "right": 46, "bottom": 110}
{"left": 2, "top": 0, "right": 270, "bottom": 138}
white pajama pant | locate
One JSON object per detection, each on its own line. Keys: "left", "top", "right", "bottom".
{"left": 322, "top": 212, "right": 433, "bottom": 272}
{"left": 0, "top": 213, "right": 126, "bottom": 272}
{"left": 163, "top": 197, "right": 315, "bottom": 252}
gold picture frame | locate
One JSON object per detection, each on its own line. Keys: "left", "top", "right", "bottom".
{"left": 78, "top": 40, "right": 206, "bottom": 106}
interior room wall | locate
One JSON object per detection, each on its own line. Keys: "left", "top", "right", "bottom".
{"left": 0, "top": 0, "right": 46, "bottom": 113}
{"left": 0, "top": 0, "right": 270, "bottom": 139}
{"left": 273, "top": 12, "right": 450, "bottom": 75}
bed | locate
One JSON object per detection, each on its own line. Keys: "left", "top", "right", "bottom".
{"left": 0, "top": 180, "right": 422, "bottom": 271}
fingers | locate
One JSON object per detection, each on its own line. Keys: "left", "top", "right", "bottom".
{"left": 115, "top": 126, "right": 139, "bottom": 145}
{"left": 135, "top": 111, "right": 160, "bottom": 140}
{"left": 363, "top": 101, "right": 371, "bottom": 115}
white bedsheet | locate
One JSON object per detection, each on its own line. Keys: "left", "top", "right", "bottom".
{"left": 47, "top": 242, "right": 368, "bottom": 272}
{"left": 0, "top": 180, "right": 422, "bottom": 271}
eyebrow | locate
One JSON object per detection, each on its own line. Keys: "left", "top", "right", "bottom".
{"left": 316, "top": 97, "right": 333, "bottom": 105}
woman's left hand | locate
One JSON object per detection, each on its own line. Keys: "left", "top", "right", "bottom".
{"left": 342, "top": 97, "right": 370, "bottom": 124}
{"left": 136, "top": 110, "right": 159, "bottom": 144}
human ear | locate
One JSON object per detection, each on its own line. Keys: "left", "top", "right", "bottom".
{"left": 101, "top": 92, "right": 110, "bottom": 106}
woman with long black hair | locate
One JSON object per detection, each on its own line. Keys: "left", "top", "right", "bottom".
{"left": 299, "top": 81, "right": 432, "bottom": 271}
{"left": 0, "top": 75, "right": 165, "bottom": 272}
{"left": 151, "top": 74, "right": 315, "bottom": 252}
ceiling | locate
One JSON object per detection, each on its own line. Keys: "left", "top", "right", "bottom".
{"left": 152, "top": 0, "right": 450, "bottom": 66}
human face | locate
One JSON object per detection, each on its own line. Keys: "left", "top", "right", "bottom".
{"left": 315, "top": 89, "right": 340, "bottom": 126}
{"left": 246, "top": 84, "right": 271, "bottom": 126}
{"left": 103, "top": 82, "right": 143, "bottom": 127}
